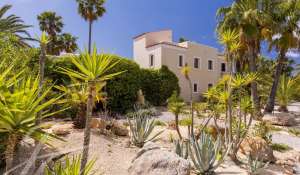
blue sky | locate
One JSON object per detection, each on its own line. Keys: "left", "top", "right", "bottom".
{"left": 1, "top": 0, "right": 235, "bottom": 58}
{"left": 2, "top": 0, "right": 299, "bottom": 62}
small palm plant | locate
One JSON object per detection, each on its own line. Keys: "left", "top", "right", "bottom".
{"left": 0, "top": 77, "right": 62, "bottom": 172}
{"left": 45, "top": 155, "right": 96, "bottom": 175}
{"left": 58, "top": 47, "right": 123, "bottom": 173}
{"left": 189, "top": 132, "right": 230, "bottom": 175}
{"left": 276, "top": 74, "right": 300, "bottom": 112}
{"left": 168, "top": 91, "right": 185, "bottom": 139}
{"left": 127, "top": 111, "right": 163, "bottom": 147}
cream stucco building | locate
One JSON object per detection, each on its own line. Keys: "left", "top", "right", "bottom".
{"left": 133, "top": 30, "right": 227, "bottom": 101}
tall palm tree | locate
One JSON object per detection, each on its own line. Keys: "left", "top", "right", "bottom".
{"left": 217, "top": 0, "right": 273, "bottom": 118}
{"left": 0, "top": 4, "right": 32, "bottom": 47}
{"left": 264, "top": 0, "right": 300, "bottom": 113}
{"left": 76, "top": 0, "right": 106, "bottom": 54}
{"left": 37, "top": 11, "right": 63, "bottom": 37}
{"left": 58, "top": 47, "right": 123, "bottom": 174}
{"left": 37, "top": 11, "right": 64, "bottom": 55}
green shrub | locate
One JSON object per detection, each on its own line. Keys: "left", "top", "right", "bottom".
{"left": 154, "top": 120, "right": 167, "bottom": 126}
{"left": 271, "top": 143, "right": 292, "bottom": 152}
{"left": 141, "top": 66, "right": 180, "bottom": 106}
{"left": 106, "top": 56, "right": 142, "bottom": 113}
{"left": 288, "top": 128, "right": 300, "bottom": 137}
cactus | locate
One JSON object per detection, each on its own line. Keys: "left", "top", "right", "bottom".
{"left": 189, "top": 132, "right": 231, "bottom": 175}
{"left": 127, "top": 111, "right": 163, "bottom": 147}
{"left": 174, "top": 139, "right": 189, "bottom": 159}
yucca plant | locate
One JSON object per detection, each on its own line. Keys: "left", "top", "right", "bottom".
{"left": 276, "top": 74, "right": 300, "bottom": 112}
{"left": 174, "top": 139, "right": 189, "bottom": 159}
{"left": 168, "top": 91, "right": 185, "bottom": 139}
{"left": 45, "top": 155, "right": 96, "bottom": 175}
{"left": 58, "top": 47, "right": 124, "bottom": 172}
{"left": 127, "top": 111, "right": 163, "bottom": 147}
{"left": 189, "top": 132, "right": 231, "bottom": 175}
{"left": 0, "top": 77, "right": 62, "bottom": 173}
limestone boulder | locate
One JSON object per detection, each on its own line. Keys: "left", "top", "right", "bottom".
{"left": 111, "top": 121, "right": 128, "bottom": 136}
{"left": 128, "top": 142, "right": 190, "bottom": 175}
{"left": 239, "top": 136, "right": 276, "bottom": 162}
{"left": 263, "top": 113, "right": 296, "bottom": 126}
{"left": 52, "top": 123, "right": 73, "bottom": 136}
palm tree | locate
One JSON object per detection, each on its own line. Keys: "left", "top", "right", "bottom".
{"left": 277, "top": 74, "right": 300, "bottom": 112}
{"left": 264, "top": 0, "right": 300, "bottom": 113}
{"left": 59, "top": 33, "right": 78, "bottom": 53}
{"left": 58, "top": 47, "right": 123, "bottom": 174}
{"left": 0, "top": 77, "right": 61, "bottom": 173}
{"left": 76, "top": 0, "right": 106, "bottom": 54}
{"left": 217, "top": 0, "right": 273, "bottom": 118}
{"left": 167, "top": 91, "right": 185, "bottom": 140}
{"left": 37, "top": 11, "right": 63, "bottom": 37}
{"left": 0, "top": 4, "right": 32, "bottom": 47}
{"left": 37, "top": 11, "right": 64, "bottom": 55}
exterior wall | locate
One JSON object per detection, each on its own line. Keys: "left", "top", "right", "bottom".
{"left": 133, "top": 37, "right": 162, "bottom": 69}
{"left": 133, "top": 30, "right": 228, "bottom": 102}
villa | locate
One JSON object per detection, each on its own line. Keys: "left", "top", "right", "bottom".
{"left": 133, "top": 30, "right": 228, "bottom": 101}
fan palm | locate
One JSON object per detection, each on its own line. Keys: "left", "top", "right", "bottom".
{"left": 0, "top": 4, "right": 32, "bottom": 47}
{"left": 0, "top": 77, "right": 62, "bottom": 173}
{"left": 59, "top": 33, "right": 78, "bottom": 53}
{"left": 76, "top": 0, "right": 106, "bottom": 53}
{"left": 217, "top": 0, "right": 274, "bottom": 118}
{"left": 37, "top": 11, "right": 63, "bottom": 37}
{"left": 277, "top": 75, "right": 300, "bottom": 112}
{"left": 58, "top": 47, "right": 123, "bottom": 174}
{"left": 264, "top": 0, "right": 300, "bottom": 113}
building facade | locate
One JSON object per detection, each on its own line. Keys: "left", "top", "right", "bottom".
{"left": 133, "top": 30, "right": 227, "bottom": 101}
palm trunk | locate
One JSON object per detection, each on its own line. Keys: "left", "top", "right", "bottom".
{"left": 80, "top": 81, "right": 95, "bottom": 175}
{"left": 264, "top": 50, "right": 286, "bottom": 113}
{"left": 248, "top": 46, "right": 262, "bottom": 118}
{"left": 175, "top": 114, "right": 182, "bottom": 140}
{"left": 88, "top": 20, "right": 92, "bottom": 54}
{"left": 5, "top": 134, "right": 18, "bottom": 174}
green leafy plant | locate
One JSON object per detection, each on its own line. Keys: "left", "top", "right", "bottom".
{"left": 174, "top": 139, "right": 189, "bottom": 159}
{"left": 288, "top": 128, "right": 300, "bottom": 137}
{"left": 271, "top": 143, "right": 292, "bottom": 152}
{"left": 248, "top": 155, "right": 268, "bottom": 175}
{"left": 168, "top": 91, "right": 185, "bottom": 139}
{"left": 127, "top": 111, "right": 163, "bottom": 147}
{"left": 253, "top": 121, "right": 272, "bottom": 144}
{"left": 189, "top": 132, "right": 230, "bottom": 175}
{"left": 45, "top": 155, "right": 97, "bottom": 175}
{"left": 154, "top": 120, "right": 167, "bottom": 126}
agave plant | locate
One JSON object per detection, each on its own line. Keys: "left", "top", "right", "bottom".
{"left": 44, "top": 155, "right": 96, "bottom": 175}
{"left": 248, "top": 155, "right": 268, "bottom": 175}
{"left": 174, "top": 139, "right": 189, "bottom": 159}
{"left": 127, "top": 111, "right": 163, "bottom": 147}
{"left": 189, "top": 132, "right": 231, "bottom": 175}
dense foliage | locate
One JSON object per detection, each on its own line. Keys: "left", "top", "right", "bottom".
{"left": 106, "top": 56, "right": 142, "bottom": 113}
{"left": 141, "top": 66, "right": 180, "bottom": 106}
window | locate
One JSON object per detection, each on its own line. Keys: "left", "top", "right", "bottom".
{"left": 208, "top": 83, "right": 213, "bottom": 89}
{"left": 149, "top": 54, "right": 154, "bottom": 67}
{"left": 221, "top": 63, "right": 226, "bottom": 72}
{"left": 194, "top": 58, "right": 199, "bottom": 69}
{"left": 178, "top": 55, "right": 183, "bottom": 67}
{"left": 208, "top": 60, "right": 213, "bottom": 70}
{"left": 193, "top": 83, "right": 198, "bottom": 93}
